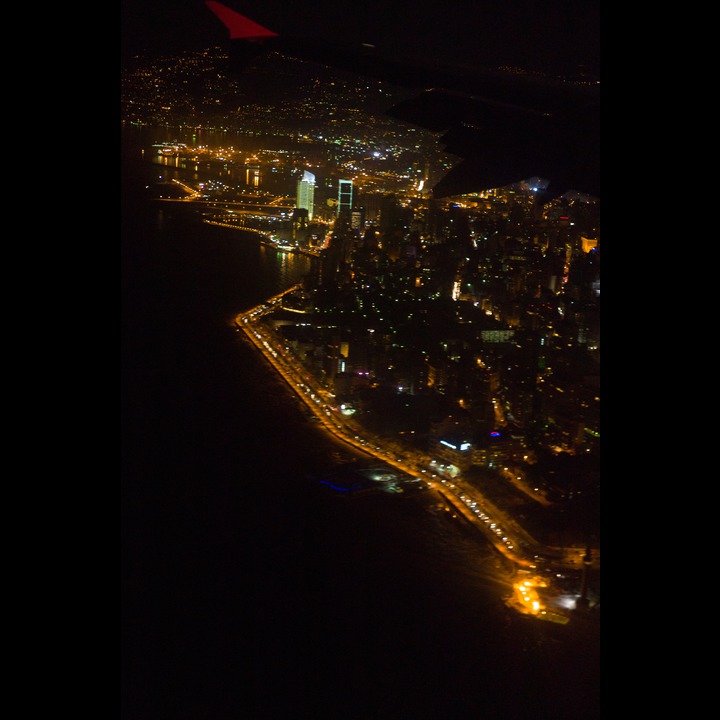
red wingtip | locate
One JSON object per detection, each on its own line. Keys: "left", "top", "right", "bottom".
{"left": 206, "top": 2, "right": 279, "bottom": 40}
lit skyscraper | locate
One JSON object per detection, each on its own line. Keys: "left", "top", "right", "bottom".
{"left": 296, "top": 170, "right": 315, "bottom": 220}
{"left": 337, "top": 179, "right": 353, "bottom": 219}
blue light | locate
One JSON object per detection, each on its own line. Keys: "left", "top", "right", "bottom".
{"left": 319, "top": 480, "right": 350, "bottom": 492}
{"left": 490, "top": 431, "right": 500, "bottom": 437}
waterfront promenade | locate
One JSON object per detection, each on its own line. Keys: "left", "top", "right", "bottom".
{"left": 235, "top": 293, "right": 600, "bottom": 616}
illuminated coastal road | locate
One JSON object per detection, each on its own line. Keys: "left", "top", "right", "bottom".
{"left": 234, "top": 294, "right": 598, "bottom": 618}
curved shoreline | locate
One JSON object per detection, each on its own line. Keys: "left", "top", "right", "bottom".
{"left": 234, "top": 297, "right": 600, "bottom": 618}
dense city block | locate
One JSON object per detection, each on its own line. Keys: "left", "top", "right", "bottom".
{"left": 122, "top": 45, "right": 600, "bottom": 600}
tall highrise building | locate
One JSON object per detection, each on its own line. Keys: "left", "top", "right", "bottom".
{"left": 296, "top": 170, "right": 315, "bottom": 220}
{"left": 337, "top": 179, "right": 353, "bottom": 219}
{"left": 350, "top": 208, "right": 364, "bottom": 232}
{"left": 291, "top": 208, "right": 309, "bottom": 243}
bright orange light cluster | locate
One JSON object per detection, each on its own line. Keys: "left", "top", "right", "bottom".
{"left": 512, "top": 578, "right": 546, "bottom": 615}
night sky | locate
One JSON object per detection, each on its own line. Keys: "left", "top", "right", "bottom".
{"left": 121, "top": 0, "right": 600, "bottom": 77}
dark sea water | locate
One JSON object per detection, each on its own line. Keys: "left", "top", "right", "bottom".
{"left": 121, "top": 127, "right": 600, "bottom": 720}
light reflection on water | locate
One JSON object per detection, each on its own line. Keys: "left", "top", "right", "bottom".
{"left": 125, "top": 123, "right": 300, "bottom": 193}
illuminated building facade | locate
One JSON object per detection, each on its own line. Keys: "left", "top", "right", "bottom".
{"left": 350, "top": 208, "right": 364, "bottom": 232}
{"left": 337, "top": 179, "right": 353, "bottom": 218}
{"left": 296, "top": 170, "right": 315, "bottom": 220}
{"left": 434, "top": 435, "right": 473, "bottom": 474}
{"left": 246, "top": 164, "right": 261, "bottom": 188}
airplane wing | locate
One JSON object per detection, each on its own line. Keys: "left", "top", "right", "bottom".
{"left": 206, "top": 1, "right": 599, "bottom": 200}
